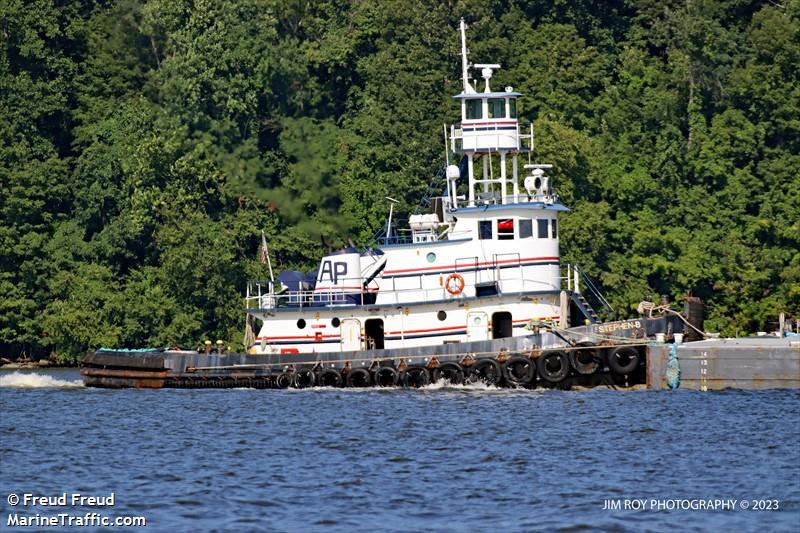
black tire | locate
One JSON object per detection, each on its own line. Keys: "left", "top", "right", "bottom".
{"left": 537, "top": 351, "right": 570, "bottom": 383}
{"left": 402, "top": 366, "right": 430, "bottom": 388}
{"left": 467, "top": 359, "right": 503, "bottom": 386}
{"left": 432, "top": 362, "right": 465, "bottom": 385}
{"left": 374, "top": 366, "right": 399, "bottom": 387}
{"left": 607, "top": 346, "right": 640, "bottom": 375}
{"left": 275, "top": 372, "right": 293, "bottom": 389}
{"left": 503, "top": 356, "right": 536, "bottom": 386}
{"left": 317, "top": 368, "right": 343, "bottom": 387}
{"left": 293, "top": 368, "right": 316, "bottom": 388}
{"left": 346, "top": 367, "right": 373, "bottom": 387}
{"left": 569, "top": 346, "right": 600, "bottom": 375}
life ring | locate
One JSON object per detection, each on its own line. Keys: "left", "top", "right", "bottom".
{"left": 445, "top": 273, "right": 465, "bottom": 295}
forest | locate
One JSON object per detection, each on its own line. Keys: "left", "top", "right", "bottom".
{"left": 1, "top": 0, "right": 798, "bottom": 361}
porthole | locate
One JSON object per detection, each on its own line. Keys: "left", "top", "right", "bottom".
{"left": 331, "top": 317, "right": 341, "bottom": 327}
{"left": 437, "top": 310, "right": 447, "bottom": 321}
{"left": 297, "top": 319, "right": 306, "bottom": 329}
{"left": 426, "top": 252, "right": 437, "bottom": 263}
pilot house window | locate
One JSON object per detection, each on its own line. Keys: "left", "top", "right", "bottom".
{"left": 519, "top": 219, "right": 532, "bottom": 238}
{"left": 478, "top": 220, "right": 492, "bottom": 240}
{"left": 509, "top": 98, "right": 517, "bottom": 118}
{"left": 497, "top": 219, "right": 514, "bottom": 240}
{"left": 537, "top": 219, "right": 549, "bottom": 238}
{"left": 488, "top": 98, "right": 505, "bottom": 119}
{"left": 466, "top": 99, "right": 482, "bottom": 120}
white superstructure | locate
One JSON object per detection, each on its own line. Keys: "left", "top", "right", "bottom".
{"left": 245, "top": 20, "right": 598, "bottom": 356}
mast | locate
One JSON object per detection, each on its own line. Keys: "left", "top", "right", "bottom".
{"left": 459, "top": 18, "right": 474, "bottom": 94}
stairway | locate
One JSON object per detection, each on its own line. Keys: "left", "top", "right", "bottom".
{"left": 571, "top": 292, "right": 600, "bottom": 323}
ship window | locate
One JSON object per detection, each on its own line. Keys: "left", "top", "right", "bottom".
{"left": 297, "top": 319, "right": 306, "bottom": 329}
{"left": 437, "top": 310, "right": 447, "bottom": 321}
{"left": 331, "top": 317, "right": 341, "bottom": 327}
{"left": 551, "top": 219, "right": 558, "bottom": 239}
{"left": 466, "top": 99, "right": 482, "bottom": 119}
{"left": 488, "top": 98, "right": 505, "bottom": 119}
{"left": 497, "top": 219, "right": 514, "bottom": 240}
{"left": 509, "top": 98, "right": 517, "bottom": 118}
{"left": 537, "top": 219, "right": 549, "bottom": 238}
{"left": 519, "top": 219, "right": 532, "bottom": 238}
{"left": 478, "top": 220, "right": 492, "bottom": 240}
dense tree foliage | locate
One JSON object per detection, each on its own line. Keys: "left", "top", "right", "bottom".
{"left": 2, "top": 0, "right": 798, "bottom": 360}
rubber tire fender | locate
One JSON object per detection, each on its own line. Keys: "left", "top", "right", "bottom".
{"left": 503, "top": 356, "right": 536, "bottom": 386}
{"left": 317, "top": 368, "right": 343, "bottom": 387}
{"left": 374, "top": 366, "right": 399, "bottom": 387}
{"left": 569, "top": 345, "right": 601, "bottom": 375}
{"left": 537, "top": 351, "right": 570, "bottom": 383}
{"left": 468, "top": 358, "right": 503, "bottom": 386}
{"left": 275, "top": 372, "right": 294, "bottom": 389}
{"left": 607, "top": 346, "right": 640, "bottom": 375}
{"left": 346, "top": 367, "right": 373, "bottom": 387}
{"left": 293, "top": 368, "right": 316, "bottom": 388}
{"left": 432, "top": 362, "right": 465, "bottom": 385}
{"left": 402, "top": 366, "right": 431, "bottom": 388}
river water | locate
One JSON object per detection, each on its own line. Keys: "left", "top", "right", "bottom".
{"left": 1, "top": 369, "right": 798, "bottom": 532}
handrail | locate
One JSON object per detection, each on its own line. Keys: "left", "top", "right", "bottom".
{"left": 246, "top": 275, "right": 561, "bottom": 310}
{"left": 567, "top": 264, "right": 614, "bottom": 314}
{"left": 451, "top": 121, "right": 533, "bottom": 152}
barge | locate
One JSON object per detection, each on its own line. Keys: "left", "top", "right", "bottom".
{"left": 80, "top": 20, "right": 799, "bottom": 391}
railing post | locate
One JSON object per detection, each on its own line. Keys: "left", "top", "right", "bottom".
{"left": 574, "top": 266, "right": 580, "bottom": 294}
{"left": 566, "top": 263, "right": 572, "bottom": 291}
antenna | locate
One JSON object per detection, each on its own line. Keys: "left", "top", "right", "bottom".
{"left": 459, "top": 18, "right": 474, "bottom": 94}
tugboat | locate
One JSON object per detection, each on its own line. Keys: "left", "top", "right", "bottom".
{"left": 81, "top": 20, "right": 693, "bottom": 390}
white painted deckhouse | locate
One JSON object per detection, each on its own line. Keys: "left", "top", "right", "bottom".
{"left": 245, "top": 19, "right": 600, "bottom": 356}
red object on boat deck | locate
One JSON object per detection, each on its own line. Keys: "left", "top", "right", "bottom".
{"left": 498, "top": 219, "right": 513, "bottom": 231}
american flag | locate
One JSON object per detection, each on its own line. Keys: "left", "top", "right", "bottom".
{"left": 260, "top": 230, "right": 274, "bottom": 281}
{"left": 259, "top": 231, "right": 269, "bottom": 265}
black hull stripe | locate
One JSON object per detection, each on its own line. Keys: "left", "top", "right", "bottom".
{"left": 264, "top": 324, "right": 531, "bottom": 346}
{"left": 385, "top": 329, "right": 467, "bottom": 341}
{"left": 384, "top": 260, "right": 559, "bottom": 279}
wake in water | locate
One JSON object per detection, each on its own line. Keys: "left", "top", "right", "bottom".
{"left": 0, "top": 372, "right": 84, "bottom": 389}
{"left": 284, "top": 379, "right": 535, "bottom": 394}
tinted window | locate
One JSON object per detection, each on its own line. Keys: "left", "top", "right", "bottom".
{"left": 479, "top": 220, "right": 492, "bottom": 240}
{"left": 466, "top": 99, "right": 482, "bottom": 119}
{"left": 551, "top": 219, "right": 558, "bottom": 239}
{"left": 519, "top": 219, "right": 532, "bottom": 238}
{"left": 488, "top": 98, "right": 505, "bottom": 119}
{"left": 509, "top": 98, "right": 517, "bottom": 118}
{"left": 537, "top": 219, "right": 549, "bottom": 238}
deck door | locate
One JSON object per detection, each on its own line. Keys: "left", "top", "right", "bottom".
{"left": 466, "top": 311, "right": 489, "bottom": 342}
{"left": 340, "top": 319, "right": 362, "bottom": 351}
